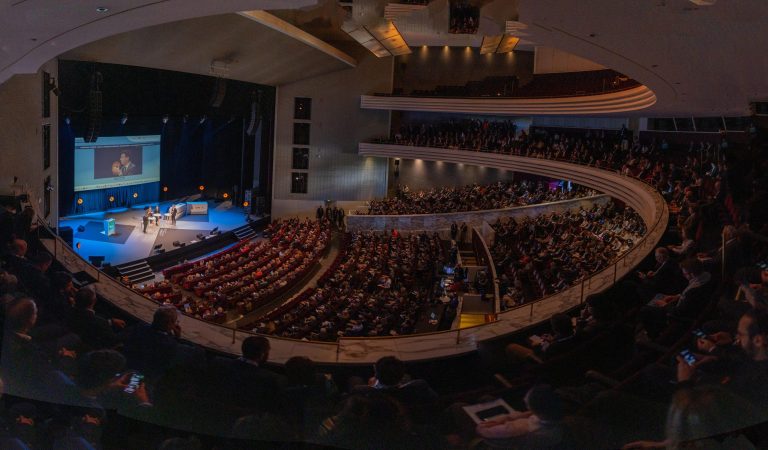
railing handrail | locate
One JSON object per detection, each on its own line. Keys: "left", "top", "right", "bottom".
{"left": 27, "top": 149, "right": 668, "bottom": 361}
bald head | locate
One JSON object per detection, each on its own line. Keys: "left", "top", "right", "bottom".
{"left": 5, "top": 297, "right": 37, "bottom": 333}
{"left": 8, "top": 239, "right": 27, "bottom": 257}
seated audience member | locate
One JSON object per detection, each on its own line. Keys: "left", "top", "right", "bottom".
{"left": 677, "top": 308, "right": 768, "bottom": 413}
{"left": 641, "top": 258, "right": 713, "bottom": 338}
{"left": 18, "top": 252, "right": 52, "bottom": 304}
{"left": 351, "top": 356, "right": 438, "bottom": 411}
{"left": 667, "top": 227, "right": 696, "bottom": 258}
{"left": 622, "top": 386, "right": 765, "bottom": 450}
{"left": 119, "top": 306, "right": 203, "bottom": 380}
{"left": 67, "top": 287, "right": 123, "bottom": 350}
{"left": 1, "top": 297, "right": 77, "bottom": 399}
{"left": 319, "top": 393, "right": 432, "bottom": 450}
{"left": 219, "top": 336, "right": 286, "bottom": 413}
{"left": 506, "top": 313, "right": 579, "bottom": 363}
{"left": 636, "top": 247, "right": 686, "bottom": 298}
{"left": 4, "top": 239, "right": 29, "bottom": 274}
{"left": 475, "top": 385, "right": 574, "bottom": 448}
{"left": 282, "top": 356, "right": 338, "bottom": 436}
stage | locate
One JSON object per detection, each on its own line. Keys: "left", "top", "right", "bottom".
{"left": 59, "top": 199, "right": 258, "bottom": 267}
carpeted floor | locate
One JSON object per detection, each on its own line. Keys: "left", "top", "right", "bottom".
{"left": 151, "top": 228, "right": 211, "bottom": 254}
{"left": 177, "top": 214, "right": 209, "bottom": 223}
{"left": 75, "top": 221, "right": 135, "bottom": 244}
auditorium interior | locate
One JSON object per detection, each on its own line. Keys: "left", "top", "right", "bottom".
{"left": 3, "top": 0, "right": 768, "bottom": 449}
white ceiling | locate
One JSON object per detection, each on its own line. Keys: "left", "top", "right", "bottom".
{"left": 61, "top": 14, "right": 355, "bottom": 86}
{"left": 2, "top": 0, "right": 767, "bottom": 116}
{"left": 0, "top": 0, "right": 318, "bottom": 84}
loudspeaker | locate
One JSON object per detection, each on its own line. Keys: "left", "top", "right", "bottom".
{"left": 172, "top": 240, "right": 181, "bottom": 247}
{"left": 153, "top": 244, "right": 163, "bottom": 250}
{"left": 88, "top": 255, "right": 105, "bottom": 267}
{"left": 84, "top": 72, "right": 103, "bottom": 143}
{"left": 59, "top": 226, "right": 74, "bottom": 247}
{"left": 210, "top": 77, "right": 227, "bottom": 108}
{"left": 77, "top": 225, "right": 86, "bottom": 233}
{"left": 210, "top": 227, "right": 219, "bottom": 235}
{"left": 156, "top": 248, "right": 166, "bottom": 254}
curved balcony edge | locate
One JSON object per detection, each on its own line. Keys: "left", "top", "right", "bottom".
{"left": 360, "top": 85, "right": 656, "bottom": 115}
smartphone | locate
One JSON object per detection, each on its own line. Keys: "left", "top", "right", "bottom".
{"left": 124, "top": 373, "right": 144, "bottom": 394}
{"left": 693, "top": 329, "right": 707, "bottom": 340}
{"left": 679, "top": 349, "right": 697, "bottom": 367}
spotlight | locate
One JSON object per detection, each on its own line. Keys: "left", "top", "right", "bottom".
{"left": 132, "top": 192, "right": 138, "bottom": 198}
{"left": 163, "top": 186, "right": 169, "bottom": 192}
{"left": 64, "top": 116, "right": 71, "bottom": 125}
{"left": 243, "top": 201, "right": 249, "bottom": 207}
{"left": 120, "top": 113, "right": 128, "bottom": 125}
{"left": 162, "top": 114, "right": 169, "bottom": 124}
{"left": 223, "top": 193, "right": 229, "bottom": 199}
{"left": 77, "top": 198, "right": 84, "bottom": 205}
{"left": 199, "top": 115, "right": 207, "bottom": 125}
{"left": 48, "top": 77, "right": 60, "bottom": 96}
{"left": 199, "top": 185, "right": 205, "bottom": 191}
{"left": 108, "top": 195, "right": 115, "bottom": 202}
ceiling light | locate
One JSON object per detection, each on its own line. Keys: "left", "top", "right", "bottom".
{"left": 480, "top": 34, "right": 520, "bottom": 55}
{"left": 342, "top": 20, "right": 411, "bottom": 58}
{"left": 96, "top": 7, "right": 109, "bottom": 13}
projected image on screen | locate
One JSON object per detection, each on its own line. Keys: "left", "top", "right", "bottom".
{"left": 75, "top": 136, "right": 160, "bottom": 192}
{"left": 94, "top": 146, "right": 143, "bottom": 179}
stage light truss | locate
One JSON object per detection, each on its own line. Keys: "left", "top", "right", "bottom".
{"left": 342, "top": 20, "right": 411, "bottom": 57}
{"left": 480, "top": 34, "right": 520, "bottom": 55}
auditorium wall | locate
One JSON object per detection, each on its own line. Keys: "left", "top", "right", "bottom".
{"left": 346, "top": 194, "right": 611, "bottom": 232}
{"left": 389, "top": 158, "right": 516, "bottom": 193}
{"left": 533, "top": 46, "right": 606, "bottom": 74}
{"left": 272, "top": 54, "right": 392, "bottom": 219}
{"left": 393, "top": 47, "right": 534, "bottom": 95}
{"left": 0, "top": 59, "right": 59, "bottom": 226}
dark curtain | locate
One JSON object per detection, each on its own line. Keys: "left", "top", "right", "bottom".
{"left": 72, "top": 182, "right": 160, "bottom": 214}
{"left": 59, "top": 119, "right": 76, "bottom": 216}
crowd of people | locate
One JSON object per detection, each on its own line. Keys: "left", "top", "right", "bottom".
{"left": 361, "top": 180, "right": 597, "bottom": 215}
{"left": 492, "top": 202, "right": 647, "bottom": 308}
{"left": 142, "top": 219, "right": 330, "bottom": 319}
{"left": 252, "top": 230, "right": 446, "bottom": 341}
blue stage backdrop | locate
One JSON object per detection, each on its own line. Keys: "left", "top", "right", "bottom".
{"left": 71, "top": 182, "right": 160, "bottom": 214}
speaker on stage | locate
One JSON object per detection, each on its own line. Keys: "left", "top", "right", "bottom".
{"left": 88, "top": 255, "right": 105, "bottom": 267}
{"left": 59, "top": 226, "right": 74, "bottom": 247}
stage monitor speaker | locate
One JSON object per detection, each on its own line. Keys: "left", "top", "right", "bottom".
{"left": 156, "top": 248, "right": 166, "bottom": 254}
{"left": 210, "top": 227, "right": 219, "bottom": 235}
{"left": 59, "top": 226, "right": 74, "bottom": 247}
{"left": 172, "top": 240, "right": 181, "bottom": 247}
{"left": 179, "top": 242, "right": 186, "bottom": 247}
{"left": 88, "top": 255, "right": 105, "bottom": 267}
{"left": 196, "top": 233, "right": 205, "bottom": 240}
{"left": 77, "top": 225, "right": 86, "bottom": 233}
{"left": 153, "top": 244, "right": 163, "bottom": 250}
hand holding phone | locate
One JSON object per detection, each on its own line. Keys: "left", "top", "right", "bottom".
{"left": 679, "top": 349, "right": 697, "bottom": 367}
{"left": 124, "top": 373, "right": 144, "bottom": 394}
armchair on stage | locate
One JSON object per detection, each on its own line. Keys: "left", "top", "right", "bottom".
{"left": 162, "top": 202, "right": 207, "bottom": 221}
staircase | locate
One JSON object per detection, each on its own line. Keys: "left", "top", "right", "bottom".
{"left": 115, "top": 260, "right": 155, "bottom": 284}
{"left": 232, "top": 223, "right": 258, "bottom": 241}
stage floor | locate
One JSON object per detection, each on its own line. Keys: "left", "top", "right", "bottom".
{"left": 60, "top": 199, "right": 255, "bottom": 266}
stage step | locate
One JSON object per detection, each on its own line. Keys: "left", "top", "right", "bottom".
{"left": 233, "top": 224, "right": 258, "bottom": 241}
{"left": 116, "top": 260, "right": 155, "bottom": 284}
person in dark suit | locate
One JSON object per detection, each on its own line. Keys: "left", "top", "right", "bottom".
{"left": 637, "top": 247, "right": 686, "bottom": 300}
{"left": 142, "top": 210, "right": 149, "bottom": 233}
{"left": 351, "top": 356, "right": 438, "bottom": 412}
{"left": 506, "top": 313, "right": 580, "bottom": 363}
{"left": 68, "top": 287, "right": 123, "bottom": 350}
{"left": 316, "top": 205, "right": 324, "bottom": 221}
{"left": 120, "top": 306, "right": 203, "bottom": 381}
{"left": 218, "top": 336, "right": 286, "bottom": 413}
{"left": 641, "top": 258, "right": 713, "bottom": 338}
{"left": 169, "top": 205, "right": 177, "bottom": 226}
